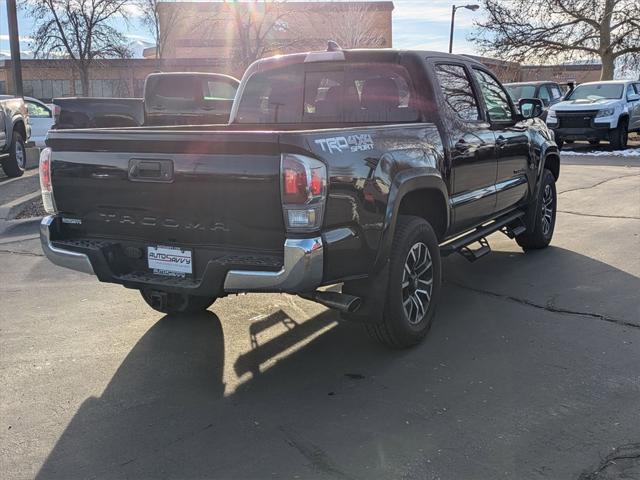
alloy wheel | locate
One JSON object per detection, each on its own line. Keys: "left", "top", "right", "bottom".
{"left": 541, "top": 184, "right": 554, "bottom": 236}
{"left": 401, "top": 242, "right": 433, "bottom": 325}
{"left": 15, "top": 143, "right": 25, "bottom": 169}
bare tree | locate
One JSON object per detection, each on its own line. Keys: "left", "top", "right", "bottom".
{"left": 220, "top": 0, "right": 300, "bottom": 69}
{"left": 471, "top": 0, "right": 640, "bottom": 80}
{"left": 310, "top": 2, "right": 386, "bottom": 49}
{"left": 136, "top": 0, "right": 180, "bottom": 62}
{"left": 24, "top": 0, "right": 131, "bottom": 95}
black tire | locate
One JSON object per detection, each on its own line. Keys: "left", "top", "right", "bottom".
{"left": 589, "top": 139, "right": 600, "bottom": 146}
{"left": 516, "top": 169, "right": 557, "bottom": 250}
{"left": 140, "top": 289, "right": 216, "bottom": 315}
{"left": 610, "top": 118, "right": 628, "bottom": 150}
{"left": 366, "top": 215, "right": 442, "bottom": 349}
{"left": 2, "top": 131, "right": 26, "bottom": 178}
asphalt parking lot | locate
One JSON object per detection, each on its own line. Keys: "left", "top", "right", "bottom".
{"left": 1, "top": 150, "right": 639, "bottom": 479}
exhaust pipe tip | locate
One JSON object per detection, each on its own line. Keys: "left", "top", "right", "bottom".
{"left": 301, "top": 291, "right": 362, "bottom": 314}
{"left": 345, "top": 296, "right": 362, "bottom": 313}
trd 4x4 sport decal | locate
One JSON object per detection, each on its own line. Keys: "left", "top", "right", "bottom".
{"left": 314, "top": 134, "right": 375, "bottom": 154}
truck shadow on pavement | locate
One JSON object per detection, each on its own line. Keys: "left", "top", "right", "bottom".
{"left": 35, "top": 247, "right": 640, "bottom": 479}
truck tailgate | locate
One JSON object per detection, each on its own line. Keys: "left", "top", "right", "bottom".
{"left": 46, "top": 129, "right": 285, "bottom": 253}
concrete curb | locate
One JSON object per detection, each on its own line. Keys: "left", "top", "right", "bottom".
{"left": 0, "top": 191, "right": 41, "bottom": 220}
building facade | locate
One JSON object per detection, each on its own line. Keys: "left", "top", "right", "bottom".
{"left": 155, "top": 1, "right": 394, "bottom": 61}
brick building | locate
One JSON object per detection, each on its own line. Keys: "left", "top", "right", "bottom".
{"left": 155, "top": 1, "right": 394, "bottom": 60}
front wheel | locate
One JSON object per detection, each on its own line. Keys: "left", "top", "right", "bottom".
{"left": 366, "top": 215, "right": 442, "bottom": 349}
{"left": 610, "top": 119, "right": 628, "bottom": 150}
{"left": 2, "top": 132, "right": 26, "bottom": 178}
{"left": 516, "top": 168, "right": 557, "bottom": 250}
{"left": 140, "top": 289, "right": 216, "bottom": 315}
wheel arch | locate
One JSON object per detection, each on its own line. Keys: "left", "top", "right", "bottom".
{"left": 11, "top": 119, "right": 26, "bottom": 141}
{"left": 544, "top": 152, "right": 560, "bottom": 180}
{"left": 372, "top": 168, "right": 449, "bottom": 273}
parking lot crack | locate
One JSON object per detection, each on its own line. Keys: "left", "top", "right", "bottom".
{"left": 577, "top": 442, "right": 640, "bottom": 479}
{"left": 558, "top": 173, "right": 640, "bottom": 195}
{"left": 448, "top": 281, "right": 639, "bottom": 330}
{"left": 279, "top": 426, "right": 355, "bottom": 480}
{"left": 558, "top": 210, "right": 640, "bottom": 220}
{"left": 0, "top": 248, "right": 44, "bottom": 257}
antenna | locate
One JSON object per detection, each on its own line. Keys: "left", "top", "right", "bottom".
{"left": 327, "top": 40, "right": 342, "bottom": 52}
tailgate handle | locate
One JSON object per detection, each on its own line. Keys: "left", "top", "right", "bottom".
{"left": 128, "top": 159, "right": 173, "bottom": 183}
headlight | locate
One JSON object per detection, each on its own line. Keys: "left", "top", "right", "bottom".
{"left": 596, "top": 108, "right": 615, "bottom": 118}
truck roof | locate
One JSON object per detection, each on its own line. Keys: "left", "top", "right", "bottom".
{"left": 250, "top": 48, "right": 484, "bottom": 73}
{"left": 576, "top": 80, "right": 633, "bottom": 86}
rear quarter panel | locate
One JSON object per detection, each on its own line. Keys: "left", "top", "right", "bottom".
{"left": 281, "top": 123, "right": 446, "bottom": 282}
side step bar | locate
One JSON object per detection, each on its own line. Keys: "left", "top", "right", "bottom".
{"left": 440, "top": 210, "right": 526, "bottom": 258}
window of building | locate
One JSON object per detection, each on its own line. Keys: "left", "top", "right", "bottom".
{"left": 24, "top": 79, "right": 71, "bottom": 101}
{"left": 472, "top": 68, "right": 513, "bottom": 122}
{"left": 434, "top": 64, "right": 480, "bottom": 122}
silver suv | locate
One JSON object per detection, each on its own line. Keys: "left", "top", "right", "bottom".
{"left": 546, "top": 80, "right": 640, "bottom": 149}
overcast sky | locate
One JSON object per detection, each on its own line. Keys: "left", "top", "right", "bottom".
{"left": 0, "top": 0, "right": 481, "bottom": 58}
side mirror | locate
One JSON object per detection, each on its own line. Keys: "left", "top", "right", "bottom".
{"left": 519, "top": 98, "right": 544, "bottom": 119}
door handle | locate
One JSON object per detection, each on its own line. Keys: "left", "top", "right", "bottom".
{"left": 496, "top": 135, "right": 508, "bottom": 148}
{"left": 128, "top": 158, "right": 174, "bottom": 183}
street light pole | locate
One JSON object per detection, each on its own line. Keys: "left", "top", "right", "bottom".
{"left": 449, "top": 6, "right": 457, "bottom": 54}
{"left": 448, "top": 4, "right": 480, "bottom": 54}
{"left": 6, "top": 0, "right": 24, "bottom": 97}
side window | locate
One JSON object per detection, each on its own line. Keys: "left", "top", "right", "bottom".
{"left": 472, "top": 68, "right": 514, "bottom": 122}
{"left": 634, "top": 83, "right": 640, "bottom": 95}
{"left": 434, "top": 64, "right": 480, "bottom": 121}
{"left": 626, "top": 84, "right": 636, "bottom": 101}
{"left": 539, "top": 86, "right": 551, "bottom": 102}
{"left": 27, "top": 101, "right": 52, "bottom": 118}
{"left": 550, "top": 85, "right": 563, "bottom": 99}
{"left": 204, "top": 80, "right": 237, "bottom": 100}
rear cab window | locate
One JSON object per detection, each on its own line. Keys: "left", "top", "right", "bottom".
{"left": 235, "top": 62, "right": 420, "bottom": 124}
{"left": 433, "top": 63, "right": 481, "bottom": 122}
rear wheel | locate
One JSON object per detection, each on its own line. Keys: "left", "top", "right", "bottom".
{"left": 140, "top": 289, "right": 216, "bottom": 315}
{"left": 610, "top": 119, "right": 628, "bottom": 150}
{"left": 366, "top": 215, "right": 441, "bottom": 349}
{"left": 2, "top": 132, "right": 26, "bottom": 178}
{"left": 516, "top": 168, "right": 557, "bottom": 250}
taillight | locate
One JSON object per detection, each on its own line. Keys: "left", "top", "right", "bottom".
{"left": 281, "top": 154, "right": 327, "bottom": 232}
{"left": 39, "top": 147, "right": 57, "bottom": 214}
{"left": 52, "top": 104, "right": 61, "bottom": 126}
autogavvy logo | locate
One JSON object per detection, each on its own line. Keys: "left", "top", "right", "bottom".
{"left": 314, "top": 134, "right": 375, "bottom": 154}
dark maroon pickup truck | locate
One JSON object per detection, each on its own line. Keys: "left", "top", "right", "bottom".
{"left": 39, "top": 46, "right": 559, "bottom": 348}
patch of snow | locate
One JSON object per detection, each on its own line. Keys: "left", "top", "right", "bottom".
{"left": 561, "top": 148, "right": 640, "bottom": 157}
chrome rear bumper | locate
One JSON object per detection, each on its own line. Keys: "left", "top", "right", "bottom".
{"left": 223, "top": 237, "right": 323, "bottom": 293}
{"left": 40, "top": 216, "right": 323, "bottom": 292}
{"left": 40, "top": 216, "right": 94, "bottom": 275}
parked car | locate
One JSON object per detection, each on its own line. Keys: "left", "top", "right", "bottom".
{"left": 546, "top": 80, "right": 640, "bottom": 149}
{"left": 39, "top": 47, "right": 559, "bottom": 348}
{"left": 0, "top": 95, "right": 30, "bottom": 177}
{"left": 53, "top": 72, "right": 240, "bottom": 130}
{"left": 25, "top": 96, "right": 54, "bottom": 148}
{"left": 504, "top": 81, "right": 565, "bottom": 120}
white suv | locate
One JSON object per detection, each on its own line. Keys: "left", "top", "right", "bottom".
{"left": 546, "top": 80, "right": 640, "bottom": 149}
